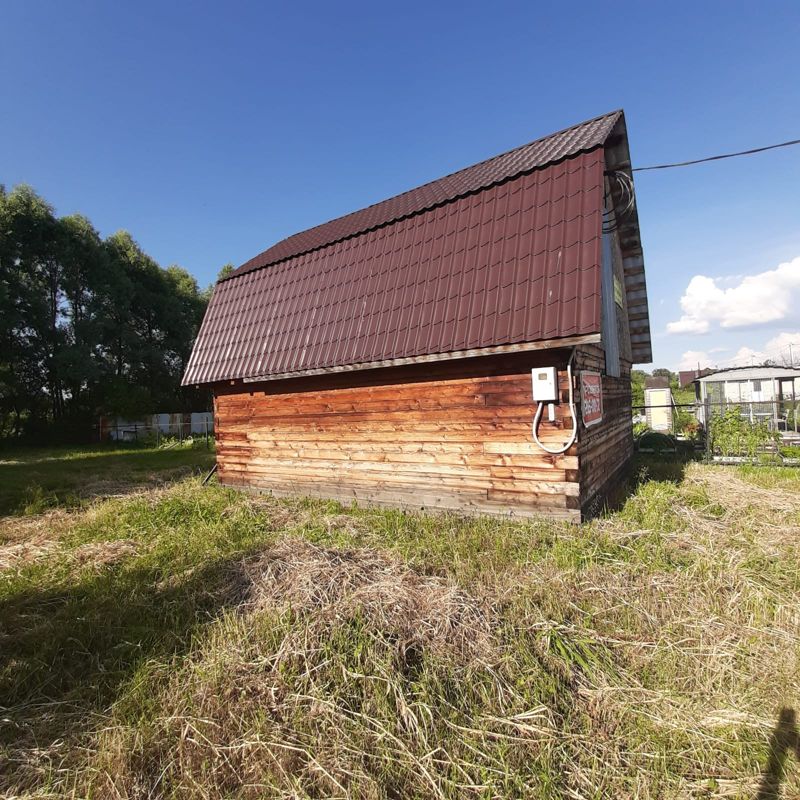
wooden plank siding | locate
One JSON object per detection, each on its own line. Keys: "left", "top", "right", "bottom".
{"left": 213, "top": 350, "right": 583, "bottom": 522}
{"left": 212, "top": 347, "right": 635, "bottom": 523}
{"left": 575, "top": 344, "right": 634, "bottom": 514}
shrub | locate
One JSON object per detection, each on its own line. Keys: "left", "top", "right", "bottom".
{"left": 779, "top": 444, "right": 800, "bottom": 460}
{"left": 632, "top": 421, "right": 649, "bottom": 438}
{"left": 637, "top": 431, "right": 677, "bottom": 453}
{"left": 708, "top": 407, "right": 779, "bottom": 458}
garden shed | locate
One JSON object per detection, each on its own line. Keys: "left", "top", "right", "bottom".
{"left": 644, "top": 376, "right": 674, "bottom": 432}
{"left": 184, "top": 110, "right": 652, "bottom": 521}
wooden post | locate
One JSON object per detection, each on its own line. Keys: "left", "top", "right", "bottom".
{"left": 773, "top": 378, "right": 779, "bottom": 432}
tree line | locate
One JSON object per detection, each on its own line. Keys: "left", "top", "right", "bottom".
{"left": 0, "top": 184, "right": 212, "bottom": 438}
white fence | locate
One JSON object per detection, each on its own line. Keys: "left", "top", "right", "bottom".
{"left": 101, "top": 413, "right": 213, "bottom": 442}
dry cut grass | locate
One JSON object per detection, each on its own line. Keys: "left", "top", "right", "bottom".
{"left": 1, "top": 456, "right": 799, "bottom": 799}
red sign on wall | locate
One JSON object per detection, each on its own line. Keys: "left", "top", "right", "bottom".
{"left": 580, "top": 371, "right": 603, "bottom": 427}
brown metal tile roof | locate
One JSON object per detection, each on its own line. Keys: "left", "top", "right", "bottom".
{"left": 184, "top": 141, "right": 610, "bottom": 385}
{"left": 229, "top": 110, "right": 621, "bottom": 280}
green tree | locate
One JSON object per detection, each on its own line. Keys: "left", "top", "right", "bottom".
{"left": 631, "top": 369, "right": 648, "bottom": 410}
{"left": 57, "top": 214, "right": 106, "bottom": 417}
{"left": 652, "top": 368, "right": 673, "bottom": 380}
{"left": 0, "top": 185, "right": 61, "bottom": 431}
{"left": 0, "top": 184, "right": 210, "bottom": 437}
{"left": 216, "top": 263, "right": 234, "bottom": 281}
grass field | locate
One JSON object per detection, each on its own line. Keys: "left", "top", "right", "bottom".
{"left": 0, "top": 443, "right": 215, "bottom": 516}
{"left": 1, "top": 445, "right": 799, "bottom": 798}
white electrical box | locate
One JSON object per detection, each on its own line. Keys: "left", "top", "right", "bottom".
{"left": 531, "top": 367, "right": 558, "bottom": 403}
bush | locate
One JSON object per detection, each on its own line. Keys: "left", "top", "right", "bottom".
{"left": 637, "top": 431, "right": 678, "bottom": 453}
{"left": 779, "top": 444, "right": 800, "bottom": 460}
{"left": 708, "top": 407, "right": 779, "bottom": 458}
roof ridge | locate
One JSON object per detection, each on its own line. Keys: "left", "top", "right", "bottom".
{"left": 224, "top": 109, "right": 623, "bottom": 282}
{"left": 394, "top": 107, "right": 623, "bottom": 194}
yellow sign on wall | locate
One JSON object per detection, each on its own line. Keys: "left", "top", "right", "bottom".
{"left": 613, "top": 275, "right": 624, "bottom": 308}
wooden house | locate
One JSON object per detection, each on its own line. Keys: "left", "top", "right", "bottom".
{"left": 184, "top": 110, "right": 652, "bottom": 521}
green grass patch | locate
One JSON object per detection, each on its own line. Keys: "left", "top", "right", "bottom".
{"left": 0, "top": 451, "right": 798, "bottom": 797}
{"left": 737, "top": 464, "right": 800, "bottom": 491}
{"left": 0, "top": 441, "right": 215, "bottom": 515}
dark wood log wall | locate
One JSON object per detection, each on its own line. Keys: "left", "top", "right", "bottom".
{"left": 575, "top": 344, "right": 634, "bottom": 514}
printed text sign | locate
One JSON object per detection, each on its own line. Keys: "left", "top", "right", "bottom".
{"left": 580, "top": 371, "right": 603, "bottom": 427}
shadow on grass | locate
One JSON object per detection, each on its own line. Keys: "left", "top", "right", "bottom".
{"left": 0, "top": 445, "right": 215, "bottom": 516}
{"left": 588, "top": 453, "right": 695, "bottom": 518}
{"left": 756, "top": 707, "right": 800, "bottom": 800}
{"left": 0, "top": 554, "right": 241, "bottom": 792}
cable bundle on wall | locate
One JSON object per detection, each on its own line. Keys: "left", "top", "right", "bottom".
{"left": 603, "top": 170, "right": 636, "bottom": 233}
{"left": 531, "top": 351, "right": 578, "bottom": 455}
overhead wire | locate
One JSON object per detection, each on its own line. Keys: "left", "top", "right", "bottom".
{"left": 714, "top": 342, "right": 800, "bottom": 369}
{"left": 601, "top": 135, "right": 799, "bottom": 227}
{"left": 632, "top": 137, "right": 800, "bottom": 172}
{"left": 605, "top": 135, "right": 800, "bottom": 372}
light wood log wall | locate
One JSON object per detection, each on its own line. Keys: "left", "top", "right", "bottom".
{"left": 213, "top": 348, "right": 635, "bottom": 522}
{"left": 213, "top": 351, "right": 583, "bottom": 521}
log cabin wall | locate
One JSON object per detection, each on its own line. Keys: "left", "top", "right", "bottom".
{"left": 575, "top": 344, "right": 634, "bottom": 515}
{"left": 212, "top": 349, "right": 583, "bottom": 521}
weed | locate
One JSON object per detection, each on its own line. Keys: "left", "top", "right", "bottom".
{"left": 0, "top": 449, "right": 798, "bottom": 798}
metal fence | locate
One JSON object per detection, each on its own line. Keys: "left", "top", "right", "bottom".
{"left": 633, "top": 398, "right": 800, "bottom": 463}
{"left": 0, "top": 418, "right": 215, "bottom": 448}
{"left": 101, "top": 418, "right": 215, "bottom": 448}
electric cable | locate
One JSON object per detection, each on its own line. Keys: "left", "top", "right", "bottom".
{"left": 603, "top": 170, "right": 636, "bottom": 233}
{"left": 531, "top": 351, "right": 578, "bottom": 455}
{"left": 632, "top": 138, "right": 800, "bottom": 172}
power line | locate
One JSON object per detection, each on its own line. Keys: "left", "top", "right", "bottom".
{"left": 632, "top": 137, "right": 800, "bottom": 172}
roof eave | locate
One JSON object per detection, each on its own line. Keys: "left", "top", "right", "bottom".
{"left": 186, "top": 333, "right": 603, "bottom": 388}
{"left": 604, "top": 113, "right": 652, "bottom": 365}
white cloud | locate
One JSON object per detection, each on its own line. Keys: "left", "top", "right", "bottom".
{"left": 674, "top": 332, "right": 800, "bottom": 372}
{"left": 677, "top": 350, "right": 714, "bottom": 371}
{"left": 666, "top": 257, "right": 800, "bottom": 335}
{"left": 726, "top": 331, "right": 800, "bottom": 367}
{"left": 667, "top": 310, "right": 710, "bottom": 335}
{"left": 728, "top": 345, "right": 764, "bottom": 366}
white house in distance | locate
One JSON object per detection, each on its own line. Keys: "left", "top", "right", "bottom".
{"left": 693, "top": 365, "right": 800, "bottom": 435}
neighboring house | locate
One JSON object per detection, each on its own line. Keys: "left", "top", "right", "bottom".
{"left": 694, "top": 366, "right": 800, "bottom": 432}
{"left": 678, "top": 368, "right": 712, "bottom": 389}
{"left": 184, "top": 110, "right": 652, "bottom": 521}
{"left": 644, "top": 376, "right": 674, "bottom": 432}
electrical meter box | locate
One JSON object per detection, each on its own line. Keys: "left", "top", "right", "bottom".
{"left": 531, "top": 367, "right": 559, "bottom": 403}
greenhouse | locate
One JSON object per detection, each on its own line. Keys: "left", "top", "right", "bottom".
{"left": 694, "top": 366, "right": 800, "bottom": 438}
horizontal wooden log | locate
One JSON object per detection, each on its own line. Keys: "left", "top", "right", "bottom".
{"left": 224, "top": 480, "right": 581, "bottom": 522}
{"left": 212, "top": 349, "right": 632, "bottom": 521}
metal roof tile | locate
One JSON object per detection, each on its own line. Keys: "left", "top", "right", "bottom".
{"left": 227, "top": 111, "right": 621, "bottom": 280}
{"left": 184, "top": 117, "right": 620, "bottom": 386}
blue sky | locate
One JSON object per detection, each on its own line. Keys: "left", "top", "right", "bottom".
{"left": 2, "top": 0, "right": 799, "bottom": 370}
